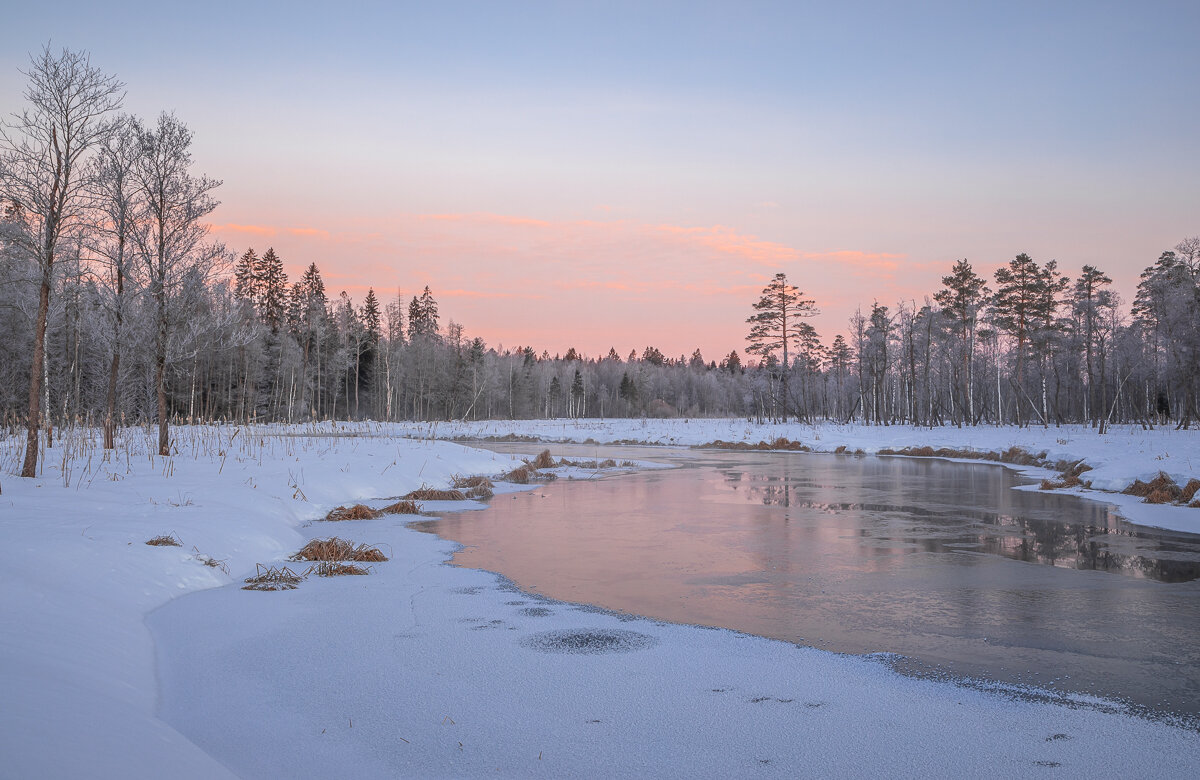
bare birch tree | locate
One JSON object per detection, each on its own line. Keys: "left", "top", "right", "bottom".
{"left": 0, "top": 46, "right": 123, "bottom": 477}
{"left": 130, "top": 112, "right": 223, "bottom": 456}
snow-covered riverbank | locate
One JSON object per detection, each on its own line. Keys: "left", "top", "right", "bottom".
{"left": 1, "top": 422, "right": 1198, "bottom": 778}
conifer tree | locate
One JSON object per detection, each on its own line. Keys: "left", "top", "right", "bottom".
{"left": 257, "top": 247, "right": 288, "bottom": 331}
{"left": 570, "top": 368, "right": 585, "bottom": 417}
{"left": 990, "top": 253, "right": 1067, "bottom": 425}
{"left": 746, "top": 272, "right": 817, "bottom": 422}
{"left": 234, "top": 247, "right": 259, "bottom": 301}
{"left": 1071, "top": 265, "right": 1113, "bottom": 426}
{"left": 361, "top": 288, "right": 381, "bottom": 345}
{"left": 934, "top": 259, "right": 989, "bottom": 425}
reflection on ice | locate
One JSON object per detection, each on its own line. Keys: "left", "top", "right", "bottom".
{"left": 424, "top": 448, "right": 1200, "bottom": 717}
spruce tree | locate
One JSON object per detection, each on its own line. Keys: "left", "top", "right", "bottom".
{"left": 571, "top": 369, "right": 585, "bottom": 417}
{"left": 257, "top": 247, "right": 288, "bottom": 332}
{"left": 234, "top": 248, "right": 259, "bottom": 301}
{"left": 361, "top": 288, "right": 382, "bottom": 345}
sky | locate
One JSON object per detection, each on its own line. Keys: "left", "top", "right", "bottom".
{"left": 3, "top": 1, "right": 1198, "bottom": 361}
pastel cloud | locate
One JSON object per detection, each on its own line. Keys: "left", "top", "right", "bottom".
{"left": 212, "top": 223, "right": 277, "bottom": 237}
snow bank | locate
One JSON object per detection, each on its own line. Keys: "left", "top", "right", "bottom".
{"left": 0, "top": 427, "right": 520, "bottom": 780}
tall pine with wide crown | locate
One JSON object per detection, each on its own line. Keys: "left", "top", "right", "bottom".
{"left": 746, "top": 272, "right": 817, "bottom": 422}
{"left": 934, "top": 259, "right": 989, "bottom": 425}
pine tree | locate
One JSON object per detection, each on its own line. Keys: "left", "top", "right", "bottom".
{"left": 361, "top": 288, "right": 381, "bottom": 345}
{"left": 990, "top": 253, "right": 1067, "bottom": 425}
{"left": 257, "top": 247, "right": 288, "bottom": 332}
{"left": 1071, "top": 265, "right": 1113, "bottom": 426}
{"left": 234, "top": 248, "right": 259, "bottom": 301}
{"left": 547, "top": 376, "right": 561, "bottom": 417}
{"left": 746, "top": 272, "right": 818, "bottom": 422}
{"left": 934, "top": 259, "right": 989, "bottom": 425}
{"left": 409, "top": 286, "right": 440, "bottom": 338}
{"left": 641, "top": 346, "right": 666, "bottom": 366}
{"left": 570, "top": 368, "right": 585, "bottom": 417}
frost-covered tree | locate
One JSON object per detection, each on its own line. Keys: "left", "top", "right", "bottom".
{"left": 130, "top": 112, "right": 224, "bottom": 454}
{"left": 0, "top": 45, "right": 123, "bottom": 476}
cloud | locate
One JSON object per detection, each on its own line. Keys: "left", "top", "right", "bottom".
{"left": 652, "top": 223, "right": 801, "bottom": 266}
{"left": 288, "top": 227, "right": 331, "bottom": 239}
{"left": 212, "top": 223, "right": 277, "bottom": 237}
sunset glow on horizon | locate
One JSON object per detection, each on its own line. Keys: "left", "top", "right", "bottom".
{"left": 4, "top": 1, "right": 1198, "bottom": 362}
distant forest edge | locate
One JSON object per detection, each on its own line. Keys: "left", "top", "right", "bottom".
{"left": 3, "top": 48, "right": 1200, "bottom": 473}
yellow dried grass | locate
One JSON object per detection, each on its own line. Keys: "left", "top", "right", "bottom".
{"left": 402, "top": 488, "right": 466, "bottom": 501}
{"left": 451, "top": 475, "right": 494, "bottom": 489}
{"left": 322, "top": 504, "right": 380, "bottom": 521}
{"left": 380, "top": 500, "right": 421, "bottom": 515}
{"left": 290, "top": 537, "right": 388, "bottom": 563}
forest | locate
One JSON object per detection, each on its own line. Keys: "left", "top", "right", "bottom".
{"left": 3, "top": 47, "right": 1200, "bottom": 468}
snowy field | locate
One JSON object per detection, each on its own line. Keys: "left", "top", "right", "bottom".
{"left": 1, "top": 420, "right": 1198, "bottom": 778}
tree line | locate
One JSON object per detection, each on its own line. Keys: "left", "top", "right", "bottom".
{"left": 3, "top": 47, "right": 1199, "bottom": 476}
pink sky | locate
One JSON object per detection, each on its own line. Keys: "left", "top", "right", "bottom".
{"left": 211, "top": 214, "right": 952, "bottom": 362}
{"left": 7, "top": 4, "right": 1193, "bottom": 362}
{"left": 210, "top": 206, "right": 1166, "bottom": 363}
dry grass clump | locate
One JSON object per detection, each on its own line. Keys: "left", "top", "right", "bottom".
{"left": 311, "top": 561, "right": 371, "bottom": 577}
{"left": 402, "top": 487, "right": 466, "bottom": 501}
{"left": 1123, "top": 472, "right": 1182, "bottom": 504}
{"left": 146, "top": 533, "right": 181, "bottom": 547}
{"left": 465, "top": 484, "right": 494, "bottom": 500}
{"left": 1179, "top": 478, "right": 1200, "bottom": 505}
{"left": 532, "top": 449, "right": 555, "bottom": 469}
{"left": 499, "top": 462, "right": 559, "bottom": 483}
{"left": 451, "top": 475, "right": 495, "bottom": 489}
{"left": 999, "top": 446, "right": 1047, "bottom": 466}
{"left": 503, "top": 463, "right": 537, "bottom": 483}
{"left": 875, "top": 444, "right": 1051, "bottom": 468}
{"left": 290, "top": 537, "right": 388, "bottom": 563}
{"left": 1041, "top": 474, "right": 1086, "bottom": 490}
{"left": 1040, "top": 459, "right": 1093, "bottom": 491}
{"left": 834, "top": 445, "right": 848, "bottom": 454}
{"left": 243, "top": 564, "right": 306, "bottom": 591}
{"left": 556, "top": 457, "right": 624, "bottom": 470}
{"left": 698, "top": 438, "right": 811, "bottom": 452}
{"left": 322, "top": 504, "right": 380, "bottom": 521}
{"left": 380, "top": 500, "right": 420, "bottom": 515}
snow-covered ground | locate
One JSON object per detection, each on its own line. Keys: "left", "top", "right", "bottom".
{"left": 1, "top": 420, "right": 1198, "bottom": 778}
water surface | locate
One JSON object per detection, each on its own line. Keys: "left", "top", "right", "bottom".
{"left": 418, "top": 446, "right": 1200, "bottom": 719}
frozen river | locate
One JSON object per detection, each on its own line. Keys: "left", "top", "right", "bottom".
{"left": 422, "top": 444, "right": 1200, "bottom": 721}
